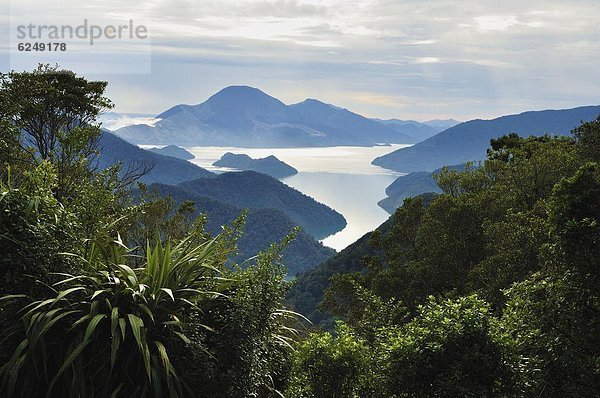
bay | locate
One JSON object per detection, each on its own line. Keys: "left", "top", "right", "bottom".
{"left": 178, "top": 145, "right": 408, "bottom": 251}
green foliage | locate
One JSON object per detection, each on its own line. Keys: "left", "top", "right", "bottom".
{"left": 548, "top": 162, "right": 600, "bottom": 267}
{"left": 384, "top": 295, "right": 519, "bottom": 397}
{"left": 572, "top": 115, "right": 600, "bottom": 163}
{"left": 288, "top": 323, "right": 375, "bottom": 398}
{"left": 503, "top": 270, "right": 600, "bottom": 397}
{"left": 289, "top": 117, "right": 600, "bottom": 396}
{"left": 1, "top": 231, "right": 236, "bottom": 397}
{"left": 170, "top": 231, "right": 301, "bottom": 398}
{"left": 0, "top": 120, "right": 24, "bottom": 175}
{"left": 0, "top": 64, "right": 113, "bottom": 199}
{"left": 0, "top": 162, "right": 77, "bottom": 294}
{"left": 321, "top": 274, "right": 406, "bottom": 341}
{"left": 499, "top": 162, "right": 600, "bottom": 396}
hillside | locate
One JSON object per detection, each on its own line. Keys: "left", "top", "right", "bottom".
{"left": 148, "top": 145, "right": 195, "bottom": 160}
{"left": 374, "top": 119, "right": 439, "bottom": 142}
{"left": 423, "top": 119, "right": 461, "bottom": 131}
{"left": 113, "top": 86, "right": 422, "bottom": 147}
{"left": 97, "top": 131, "right": 213, "bottom": 185}
{"left": 378, "top": 164, "right": 466, "bottom": 214}
{"left": 178, "top": 171, "right": 346, "bottom": 240}
{"left": 378, "top": 171, "right": 441, "bottom": 213}
{"left": 286, "top": 193, "right": 437, "bottom": 324}
{"left": 148, "top": 184, "right": 336, "bottom": 276}
{"left": 213, "top": 152, "right": 298, "bottom": 178}
{"left": 373, "top": 106, "right": 600, "bottom": 172}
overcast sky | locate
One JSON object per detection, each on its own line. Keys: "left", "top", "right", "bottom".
{"left": 2, "top": 0, "right": 599, "bottom": 121}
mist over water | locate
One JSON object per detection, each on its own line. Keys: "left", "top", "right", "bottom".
{"left": 180, "top": 145, "right": 408, "bottom": 251}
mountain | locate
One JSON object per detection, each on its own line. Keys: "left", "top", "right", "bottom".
{"left": 97, "top": 131, "right": 213, "bottom": 185}
{"left": 378, "top": 171, "right": 441, "bottom": 214}
{"left": 213, "top": 152, "right": 298, "bottom": 178}
{"left": 113, "top": 86, "right": 420, "bottom": 147}
{"left": 177, "top": 171, "right": 347, "bottom": 240}
{"left": 288, "top": 99, "right": 416, "bottom": 144}
{"left": 148, "top": 184, "right": 335, "bottom": 276}
{"left": 378, "top": 164, "right": 466, "bottom": 214}
{"left": 149, "top": 145, "right": 195, "bottom": 160}
{"left": 373, "top": 106, "right": 600, "bottom": 172}
{"left": 375, "top": 118, "right": 439, "bottom": 142}
{"left": 423, "top": 119, "right": 461, "bottom": 131}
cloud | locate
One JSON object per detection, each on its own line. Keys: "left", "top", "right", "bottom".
{"left": 3, "top": 0, "right": 598, "bottom": 120}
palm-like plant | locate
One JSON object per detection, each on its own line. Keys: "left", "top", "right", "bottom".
{"left": 1, "top": 232, "right": 235, "bottom": 398}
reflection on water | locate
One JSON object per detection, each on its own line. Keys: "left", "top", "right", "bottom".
{"left": 159, "top": 145, "right": 409, "bottom": 251}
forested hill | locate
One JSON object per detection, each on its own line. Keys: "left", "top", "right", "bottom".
{"left": 373, "top": 105, "right": 600, "bottom": 172}
{"left": 286, "top": 193, "right": 436, "bottom": 325}
{"left": 97, "top": 131, "right": 213, "bottom": 184}
{"left": 178, "top": 171, "right": 346, "bottom": 240}
{"left": 378, "top": 171, "right": 441, "bottom": 214}
{"left": 146, "top": 183, "right": 336, "bottom": 276}
{"left": 286, "top": 209, "right": 394, "bottom": 325}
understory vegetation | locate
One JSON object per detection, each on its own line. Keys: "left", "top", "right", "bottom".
{"left": 1, "top": 65, "right": 600, "bottom": 397}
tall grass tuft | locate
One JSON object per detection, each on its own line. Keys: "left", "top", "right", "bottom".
{"left": 1, "top": 231, "right": 235, "bottom": 398}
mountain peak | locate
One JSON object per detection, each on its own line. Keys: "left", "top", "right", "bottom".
{"left": 204, "top": 85, "right": 288, "bottom": 116}
{"left": 208, "top": 85, "right": 278, "bottom": 103}
{"left": 294, "top": 98, "right": 342, "bottom": 110}
{"left": 213, "top": 85, "right": 265, "bottom": 96}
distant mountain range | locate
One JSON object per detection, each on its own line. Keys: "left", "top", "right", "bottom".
{"left": 112, "top": 86, "right": 448, "bottom": 147}
{"left": 213, "top": 153, "right": 298, "bottom": 179}
{"left": 373, "top": 106, "right": 600, "bottom": 172}
{"left": 422, "top": 119, "right": 462, "bottom": 131}
{"left": 374, "top": 118, "right": 460, "bottom": 142}
{"left": 149, "top": 145, "right": 195, "bottom": 160}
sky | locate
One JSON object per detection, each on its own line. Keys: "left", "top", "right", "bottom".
{"left": 1, "top": 0, "right": 599, "bottom": 121}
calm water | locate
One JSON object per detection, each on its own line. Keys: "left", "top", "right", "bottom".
{"left": 175, "top": 145, "right": 408, "bottom": 251}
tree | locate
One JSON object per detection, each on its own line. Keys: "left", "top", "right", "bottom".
{"left": 572, "top": 115, "right": 600, "bottom": 163}
{"left": 548, "top": 162, "right": 600, "bottom": 270}
{"left": 0, "top": 64, "right": 113, "bottom": 199}
{"left": 384, "top": 295, "right": 519, "bottom": 398}
{"left": 288, "top": 323, "right": 375, "bottom": 398}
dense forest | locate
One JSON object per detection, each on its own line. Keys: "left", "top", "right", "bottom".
{"left": 288, "top": 123, "right": 600, "bottom": 396}
{"left": 2, "top": 66, "right": 600, "bottom": 397}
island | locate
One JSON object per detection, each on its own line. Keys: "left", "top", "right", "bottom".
{"left": 148, "top": 145, "right": 195, "bottom": 160}
{"left": 213, "top": 152, "right": 298, "bottom": 179}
